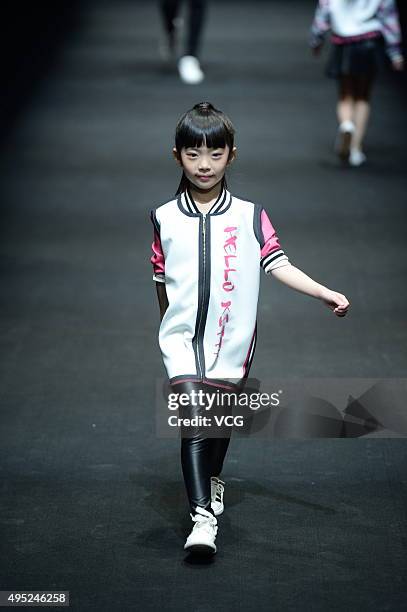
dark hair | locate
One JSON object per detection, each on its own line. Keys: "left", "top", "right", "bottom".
{"left": 174, "top": 102, "right": 235, "bottom": 195}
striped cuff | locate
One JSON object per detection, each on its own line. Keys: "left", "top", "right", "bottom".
{"left": 153, "top": 273, "right": 165, "bottom": 283}
{"left": 261, "top": 250, "right": 290, "bottom": 274}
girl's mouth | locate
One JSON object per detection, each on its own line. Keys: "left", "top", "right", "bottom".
{"left": 196, "top": 175, "right": 214, "bottom": 181}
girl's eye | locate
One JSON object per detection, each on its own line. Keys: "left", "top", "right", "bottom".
{"left": 185, "top": 151, "right": 223, "bottom": 158}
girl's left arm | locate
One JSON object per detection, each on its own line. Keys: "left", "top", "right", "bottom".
{"left": 270, "top": 264, "right": 350, "bottom": 317}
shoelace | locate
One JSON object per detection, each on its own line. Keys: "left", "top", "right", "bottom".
{"left": 190, "top": 513, "right": 218, "bottom": 536}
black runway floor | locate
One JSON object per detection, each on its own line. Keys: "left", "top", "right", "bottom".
{"left": 1, "top": 1, "right": 406, "bottom": 610}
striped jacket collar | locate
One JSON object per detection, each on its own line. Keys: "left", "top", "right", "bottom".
{"left": 177, "top": 186, "right": 232, "bottom": 217}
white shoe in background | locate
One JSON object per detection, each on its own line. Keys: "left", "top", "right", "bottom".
{"left": 184, "top": 506, "right": 218, "bottom": 554}
{"left": 210, "top": 477, "right": 225, "bottom": 516}
{"left": 335, "top": 120, "right": 355, "bottom": 161}
{"left": 178, "top": 55, "right": 204, "bottom": 84}
{"left": 349, "top": 148, "right": 367, "bottom": 167}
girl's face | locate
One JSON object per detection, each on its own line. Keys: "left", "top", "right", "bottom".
{"left": 174, "top": 143, "right": 236, "bottom": 190}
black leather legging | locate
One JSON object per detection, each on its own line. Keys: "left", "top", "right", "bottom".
{"left": 170, "top": 380, "right": 234, "bottom": 516}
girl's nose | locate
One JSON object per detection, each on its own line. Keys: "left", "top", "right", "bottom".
{"left": 198, "top": 158, "right": 211, "bottom": 171}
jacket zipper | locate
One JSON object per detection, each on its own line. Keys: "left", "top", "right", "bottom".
{"left": 196, "top": 213, "right": 206, "bottom": 381}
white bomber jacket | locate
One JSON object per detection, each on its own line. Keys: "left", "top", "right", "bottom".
{"left": 150, "top": 186, "right": 291, "bottom": 389}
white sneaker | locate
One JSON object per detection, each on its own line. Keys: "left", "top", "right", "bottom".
{"left": 335, "top": 120, "right": 355, "bottom": 161}
{"left": 178, "top": 55, "right": 204, "bottom": 84}
{"left": 184, "top": 506, "right": 218, "bottom": 554}
{"left": 349, "top": 148, "right": 367, "bottom": 167}
{"left": 210, "top": 477, "right": 225, "bottom": 516}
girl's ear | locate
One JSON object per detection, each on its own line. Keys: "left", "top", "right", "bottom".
{"left": 173, "top": 147, "right": 182, "bottom": 166}
{"left": 227, "top": 146, "right": 237, "bottom": 165}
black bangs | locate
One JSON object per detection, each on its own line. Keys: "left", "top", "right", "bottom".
{"left": 175, "top": 102, "right": 235, "bottom": 153}
{"left": 175, "top": 114, "right": 233, "bottom": 152}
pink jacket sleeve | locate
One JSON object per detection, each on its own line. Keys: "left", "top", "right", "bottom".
{"left": 150, "top": 210, "right": 165, "bottom": 283}
{"left": 260, "top": 208, "right": 290, "bottom": 274}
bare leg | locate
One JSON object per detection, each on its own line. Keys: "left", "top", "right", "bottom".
{"left": 335, "top": 76, "right": 356, "bottom": 159}
{"left": 351, "top": 76, "right": 374, "bottom": 151}
{"left": 351, "top": 101, "right": 370, "bottom": 150}
{"left": 337, "top": 76, "right": 355, "bottom": 124}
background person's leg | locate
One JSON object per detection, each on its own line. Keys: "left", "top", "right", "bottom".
{"left": 159, "top": 0, "right": 181, "bottom": 58}
{"left": 351, "top": 75, "right": 374, "bottom": 152}
{"left": 160, "top": 0, "right": 181, "bottom": 36}
{"left": 178, "top": 0, "right": 207, "bottom": 83}
{"left": 335, "top": 75, "right": 356, "bottom": 160}
{"left": 186, "top": 0, "right": 207, "bottom": 58}
{"left": 337, "top": 75, "right": 355, "bottom": 125}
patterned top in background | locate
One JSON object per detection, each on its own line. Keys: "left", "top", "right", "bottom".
{"left": 309, "top": 0, "right": 403, "bottom": 61}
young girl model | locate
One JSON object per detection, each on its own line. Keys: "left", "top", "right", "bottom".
{"left": 150, "top": 102, "right": 350, "bottom": 556}
{"left": 309, "top": 0, "right": 404, "bottom": 166}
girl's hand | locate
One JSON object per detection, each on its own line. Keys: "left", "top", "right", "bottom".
{"left": 391, "top": 57, "right": 404, "bottom": 71}
{"left": 319, "top": 288, "right": 350, "bottom": 317}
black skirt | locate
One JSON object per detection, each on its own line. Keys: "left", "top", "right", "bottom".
{"left": 326, "top": 37, "right": 385, "bottom": 79}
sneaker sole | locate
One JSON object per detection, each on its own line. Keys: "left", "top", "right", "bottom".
{"left": 178, "top": 74, "right": 204, "bottom": 85}
{"left": 349, "top": 158, "right": 366, "bottom": 167}
{"left": 184, "top": 543, "right": 217, "bottom": 555}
